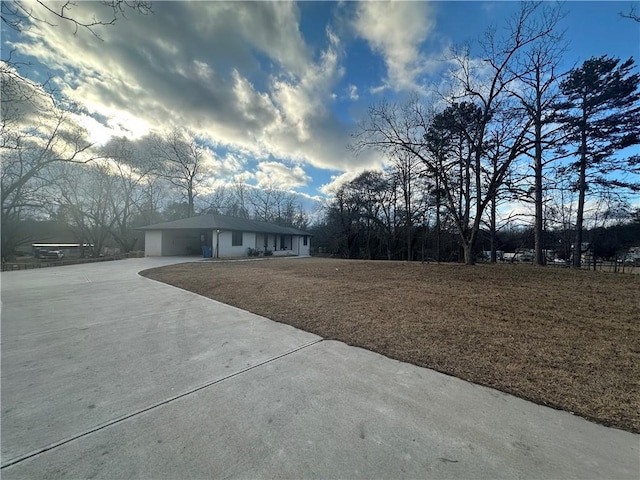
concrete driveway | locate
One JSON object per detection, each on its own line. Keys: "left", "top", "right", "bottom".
{"left": 1, "top": 257, "right": 638, "bottom": 479}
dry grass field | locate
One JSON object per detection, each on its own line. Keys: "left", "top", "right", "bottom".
{"left": 141, "top": 257, "right": 640, "bottom": 433}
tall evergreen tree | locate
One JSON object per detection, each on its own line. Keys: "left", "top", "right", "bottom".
{"left": 555, "top": 56, "right": 640, "bottom": 268}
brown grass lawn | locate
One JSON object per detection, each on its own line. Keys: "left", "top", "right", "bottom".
{"left": 141, "top": 257, "right": 640, "bottom": 433}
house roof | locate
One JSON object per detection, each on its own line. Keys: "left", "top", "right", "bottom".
{"left": 137, "top": 214, "right": 311, "bottom": 236}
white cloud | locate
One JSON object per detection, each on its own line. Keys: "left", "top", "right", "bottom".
{"left": 255, "top": 161, "right": 312, "bottom": 189}
{"left": 353, "top": 1, "right": 436, "bottom": 93}
{"left": 319, "top": 168, "right": 379, "bottom": 196}
{"left": 269, "top": 30, "right": 344, "bottom": 142}
{"left": 190, "top": 1, "right": 310, "bottom": 77}
{"left": 206, "top": 151, "right": 250, "bottom": 179}
{"left": 6, "top": 2, "right": 385, "bottom": 197}
{"left": 346, "top": 83, "right": 359, "bottom": 100}
{"left": 71, "top": 112, "right": 116, "bottom": 145}
{"left": 10, "top": 2, "right": 311, "bottom": 138}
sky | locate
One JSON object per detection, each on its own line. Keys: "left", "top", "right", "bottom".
{"left": 3, "top": 0, "right": 640, "bottom": 213}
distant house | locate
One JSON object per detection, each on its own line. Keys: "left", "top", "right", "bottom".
{"left": 137, "top": 214, "right": 311, "bottom": 258}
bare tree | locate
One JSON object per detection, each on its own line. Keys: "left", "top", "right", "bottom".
{"left": 325, "top": 170, "right": 417, "bottom": 260}
{"left": 619, "top": 4, "right": 640, "bottom": 22}
{"left": 351, "top": 171, "right": 387, "bottom": 259}
{"left": 353, "top": 2, "right": 560, "bottom": 264}
{"left": 1, "top": 69, "right": 96, "bottom": 257}
{"left": 386, "top": 149, "right": 424, "bottom": 260}
{"left": 200, "top": 185, "right": 230, "bottom": 215}
{"left": 150, "top": 129, "right": 210, "bottom": 218}
{"left": 227, "top": 174, "right": 251, "bottom": 217}
{"left": 247, "top": 182, "right": 307, "bottom": 228}
{"left": 545, "top": 167, "right": 575, "bottom": 261}
{"left": 326, "top": 178, "right": 366, "bottom": 258}
{"left": 51, "top": 162, "right": 115, "bottom": 257}
{"left": 447, "top": 2, "right": 559, "bottom": 263}
{"left": 100, "top": 136, "right": 159, "bottom": 251}
{"left": 482, "top": 124, "right": 520, "bottom": 263}
{"left": 247, "top": 183, "right": 277, "bottom": 223}
{"left": 1, "top": 0, "right": 152, "bottom": 38}
{"left": 506, "top": 3, "right": 567, "bottom": 265}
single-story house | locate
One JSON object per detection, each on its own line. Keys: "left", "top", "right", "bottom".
{"left": 137, "top": 214, "right": 311, "bottom": 258}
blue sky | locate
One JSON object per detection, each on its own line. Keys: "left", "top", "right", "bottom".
{"left": 3, "top": 1, "right": 639, "bottom": 211}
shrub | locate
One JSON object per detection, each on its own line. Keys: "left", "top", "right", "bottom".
{"left": 264, "top": 249, "right": 273, "bottom": 256}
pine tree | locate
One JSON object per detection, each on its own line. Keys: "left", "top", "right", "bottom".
{"left": 555, "top": 56, "right": 640, "bottom": 268}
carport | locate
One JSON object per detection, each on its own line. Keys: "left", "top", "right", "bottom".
{"left": 145, "top": 229, "right": 211, "bottom": 256}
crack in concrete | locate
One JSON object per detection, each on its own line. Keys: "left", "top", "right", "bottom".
{"left": 0, "top": 338, "right": 324, "bottom": 470}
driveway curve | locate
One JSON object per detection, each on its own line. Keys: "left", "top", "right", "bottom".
{"left": 1, "top": 257, "right": 638, "bottom": 479}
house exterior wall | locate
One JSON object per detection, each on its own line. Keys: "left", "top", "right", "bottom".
{"left": 145, "top": 231, "right": 163, "bottom": 256}
{"left": 254, "top": 233, "right": 311, "bottom": 256}
{"left": 298, "top": 236, "right": 310, "bottom": 256}
{"left": 216, "top": 231, "right": 257, "bottom": 257}
{"left": 267, "top": 234, "right": 277, "bottom": 251}
{"left": 253, "top": 234, "right": 299, "bottom": 253}
{"left": 255, "top": 233, "right": 266, "bottom": 252}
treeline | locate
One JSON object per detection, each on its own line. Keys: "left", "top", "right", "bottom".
{"left": 311, "top": 190, "right": 640, "bottom": 263}
{"left": 0, "top": 77, "right": 308, "bottom": 259}
{"left": 319, "top": 2, "right": 639, "bottom": 266}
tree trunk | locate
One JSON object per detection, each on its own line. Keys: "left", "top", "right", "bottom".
{"left": 533, "top": 115, "right": 545, "bottom": 266}
{"left": 462, "top": 242, "right": 475, "bottom": 265}
{"left": 368, "top": 219, "right": 373, "bottom": 259}
{"left": 435, "top": 175, "right": 441, "bottom": 262}
{"left": 188, "top": 188, "right": 195, "bottom": 217}
{"left": 573, "top": 108, "right": 588, "bottom": 269}
{"left": 405, "top": 185, "right": 412, "bottom": 261}
{"left": 435, "top": 210, "right": 441, "bottom": 262}
{"left": 573, "top": 160, "right": 587, "bottom": 268}
{"left": 490, "top": 196, "right": 497, "bottom": 263}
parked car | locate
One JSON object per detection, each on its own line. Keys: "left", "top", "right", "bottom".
{"left": 618, "top": 255, "right": 640, "bottom": 265}
{"left": 38, "top": 250, "right": 64, "bottom": 260}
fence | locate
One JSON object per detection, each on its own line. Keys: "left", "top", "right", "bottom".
{"left": 1, "top": 251, "right": 145, "bottom": 272}
{"left": 583, "top": 261, "right": 638, "bottom": 274}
